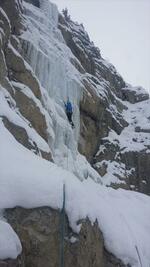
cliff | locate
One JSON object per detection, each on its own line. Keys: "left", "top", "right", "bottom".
{"left": 58, "top": 12, "right": 150, "bottom": 194}
{"left": 0, "top": 0, "right": 150, "bottom": 266}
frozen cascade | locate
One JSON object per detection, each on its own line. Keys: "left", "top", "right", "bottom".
{"left": 20, "top": 0, "right": 101, "bottom": 182}
{"left": 39, "top": 0, "right": 58, "bottom": 27}
{"left": 1, "top": 1, "right": 150, "bottom": 265}
{"left": 22, "top": 0, "right": 82, "bottom": 117}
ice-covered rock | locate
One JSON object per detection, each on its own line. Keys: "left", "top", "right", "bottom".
{"left": 121, "top": 86, "right": 149, "bottom": 103}
{"left": 0, "top": 0, "right": 150, "bottom": 265}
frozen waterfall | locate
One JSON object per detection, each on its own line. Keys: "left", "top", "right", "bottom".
{"left": 19, "top": 0, "right": 101, "bottom": 182}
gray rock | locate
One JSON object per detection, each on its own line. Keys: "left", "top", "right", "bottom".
{"left": 121, "top": 87, "right": 149, "bottom": 103}
{"left": 0, "top": 0, "right": 24, "bottom": 35}
{"left": 24, "top": 0, "right": 40, "bottom": 8}
{"left": 5, "top": 43, "right": 41, "bottom": 99}
{"left": 4, "top": 207, "right": 127, "bottom": 267}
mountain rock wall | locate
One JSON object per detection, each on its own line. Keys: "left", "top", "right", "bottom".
{"left": 3, "top": 207, "right": 127, "bottom": 267}
{"left": 58, "top": 12, "right": 150, "bottom": 194}
{"left": 0, "top": 0, "right": 52, "bottom": 161}
{"left": 1, "top": 0, "right": 150, "bottom": 193}
{"left": 0, "top": 0, "right": 150, "bottom": 266}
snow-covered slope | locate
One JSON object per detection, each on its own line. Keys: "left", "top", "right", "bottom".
{"left": 0, "top": 0, "right": 150, "bottom": 266}
{"left": 94, "top": 86, "right": 150, "bottom": 192}
{"left": 1, "top": 118, "right": 150, "bottom": 266}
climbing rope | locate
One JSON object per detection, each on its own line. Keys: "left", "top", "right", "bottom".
{"left": 59, "top": 183, "right": 66, "bottom": 267}
{"left": 135, "top": 245, "right": 143, "bottom": 267}
{"left": 59, "top": 92, "right": 75, "bottom": 266}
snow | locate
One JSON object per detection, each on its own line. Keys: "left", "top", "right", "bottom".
{"left": 0, "top": 120, "right": 150, "bottom": 266}
{"left": 95, "top": 145, "right": 106, "bottom": 157}
{"left": 105, "top": 98, "right": 150, "bottom": 154}
{"left": 39, "top": 0, "right": 58, "bottom": 26}
{"left": 11, "top": 81, "right": 55, "bottom": 141}
{"left": 21, "top": 0, "right": 84, "bottom": 151}
{"left": 0, "top": 7, "right": 10, "bottom": 45}
{"left": 94, "top": 160, "right": 132, "bottom": 186}
{"left": 69, "top": 236, "right": 77, "bottom": 243}
{"left": 0, "top": 0, "right": 150, "bottom": 265}
{"left": 0, "top": 220, "right": 22, "bottom": 260}
{"left": 0, "top": 7, "right": 11, "bottom": 28}
{"left": 19, "top": 0, "right": 101, "bottom": 185}
{"left": 22, "top": 1, "right": 83, "bottom": 104}
{"left": 15, "top": 0, "right": 22, "bottom": 12}
{"left": 95, "top": 87, "right": 150, "bottom": 186}
{"left": 122, "top": 85, "right": 148, "bottom": 96}
{"left": 0, "top": 86, "right": 50, "bottom": 153}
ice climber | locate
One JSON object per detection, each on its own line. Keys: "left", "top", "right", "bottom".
{"left": 64, "top": 98, "right": 74, "bottom": 128}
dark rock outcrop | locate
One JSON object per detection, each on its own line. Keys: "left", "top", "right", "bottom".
{"left": 4, "top": 207, "right": 127, "bottom": 267}
{"left": 24, "top": 0, "right": 40, "bottom": 8}
{"left": 13, "top": 86, "right": 47, "bottom": 141}
{"left": 59, "top": 14, "right": 126, "bottom": 94}
{"left": 120, "top": 151, "right": 150, "bottom": 194}
{"left": 2, "top": 117, "right": 52, "bottom": 161}
{"left": 59, "top": 11, "right": 150, "bottom": 195}
{"left": 0, "top": 0, "right": 24, "bottom": 35}
{"left": 121, "top": 86, "right": 149, "bottom": 103}
{"left": 0, "top": 259, "right": 21, "bottom": 267}
{"left": 6, "top": 44, "right": 41, "bottom": 99}
{"left": 0, "top": 0, "right": 52, "bottom": 161}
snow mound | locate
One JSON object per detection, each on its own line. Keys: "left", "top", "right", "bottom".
{"left": 0, "top": 119, "right": 150, "bottom": 267}
{"left": 0, "top": 220, "right": 21, "bottom": 260}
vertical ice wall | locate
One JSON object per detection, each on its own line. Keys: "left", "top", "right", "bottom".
{"left": 22, "top": 0, "right": 83, "bottom": 117}
{"left": 39, "top": 0, "right": 58, "bottom": 26}
{"left": 19, "top": 0, "right": 101, "bottom": 182}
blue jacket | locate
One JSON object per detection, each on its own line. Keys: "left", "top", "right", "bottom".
{"left": 65, "top": 101, "right": 73, "bottom": 113}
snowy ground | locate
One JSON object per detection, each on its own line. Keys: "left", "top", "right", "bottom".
{"left": 95, "top": 86, "right": 150, "bottom": 186}
{"left": 0, "top": 117, "right": 150, "bottom": 266}
{"left": 104, "top": 86, "right": 150, "bottom": 154}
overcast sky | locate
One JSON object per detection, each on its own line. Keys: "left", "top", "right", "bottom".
{"left": 51, "top": 0, "right": 150, "bottom": 92}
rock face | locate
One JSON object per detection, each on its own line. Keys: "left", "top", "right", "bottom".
{"left": 0, "top": 259, "right": 21, "bottom": 267}
{"left": 0, "top": 0, "right": 149, "bottom": 266}
{"left": 59, "top": 14, "right": 126, "bottom": 93}
{"left": 59, "top": 12, "right": 150, "bottom": 195}
{"left": 1, "top": 0, "right": 149, "bottom": 196}
{"left": 4, "top": 207, "right": 127, "bottom": 267}
{"left": 13, "top": 86, "right": 46, "bottom": 141}
{"left": 0, "top": 0, "right": 52, "bottom": 161}
{"left": 24, "top": 0, "right": 40, "bottom": 7}
{"left": 5, "top": 43, "right": 41, "bottom": 99}
{"left": 0, "top": 8, "right": 12, "bottom": 92}
{"left": 120, "top": 151, "right": 150, "bottom": 195}
{"left": 121, "top": 86, "right": 149, "bottom": 103}
{"left": 0, "top": 0, "right": 24, "bottom": 35}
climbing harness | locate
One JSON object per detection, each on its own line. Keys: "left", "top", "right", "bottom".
{"left": 59, "top": 183, "right": 66, "bottom": 267}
